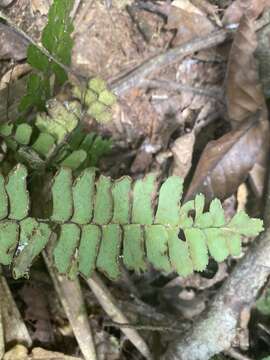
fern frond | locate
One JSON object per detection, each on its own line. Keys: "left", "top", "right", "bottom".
{"left": 0, "top": 165, "right": 263, "bottom": 280}
{"left": 0, "top": 101, "right": 112, "bottom": 170}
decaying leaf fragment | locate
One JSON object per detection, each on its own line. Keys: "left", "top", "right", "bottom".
{"left": 0, "top": 23, "right": 28, "bottom": 61}
{"left": 223, "top": 0, "right": 270, "bottom": 25}
{"left": 226, "top": 14, "right": 270, "bottom": 197}
{"left": 187, "top": 13, "right": 269, "bottom": 201}
{"left": 226, "top": 15, "right": 267, "bottom": 126}
{"left": 171, "top": 131, "right": 195, "bottom": 179}
{"left": 166, "top": 0, "right": 214, "bottom": 46}
{"left": 185, "top": 116, "right": 266, "bottom": 202}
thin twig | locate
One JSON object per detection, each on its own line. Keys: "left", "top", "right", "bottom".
{"left": 104, "top": 321, "right": 184, "bottom": 333}
{"left": 0, "top": 269, "right": 32, "bottom": 347}
{"left": 1, "top": 7, "right": 269, "bottom": 101}
{"left": 86, "top": 272, "right": 153, "bottom": 360}
{"left": 43, "top": 250, "right": 98, "bottom": 360}
{"left": 110, "top": 12, "right": 270, "bottom": 96}
{"left": 70, "top": 0, "right": 82, "bottom": 20}
{"left": 111, "top": 29, "right": 228, "bottom": 95}
{"left": 142, "top": 78, "right": 223, "bottom": 101}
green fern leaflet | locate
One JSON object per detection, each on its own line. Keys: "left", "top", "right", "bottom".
{"left": 19, "top": 0, "right": 74, "bottom": 111}
{"left": 0, "top": 100, "right": 112, "bottom": 170}
{"left": 0, "top": 164, "right": 263, "bottom": 280}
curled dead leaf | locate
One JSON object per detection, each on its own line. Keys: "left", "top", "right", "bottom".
{"left": 190, "top": 0, "right": 219, "bottom": 18}
{"left": 185, "top": 115, "right": 267, "bottom": 202}
{"left": 0, "top": 77, "right": 28, "bottom": 123}
{"left": 0, "top": 23, "right": 28, "bottom": 61}
{"left": 166, "top": 4, "right": 214, "bottom": 46}
{"left": 171, "top": 0, "right": 204, "bottom": 14}
{"left": 3, "top": 345, "right": 28, "bottom": 360}
{"left": 32, "top": 347, "right": 82, "bottom": 360}
{"left": 225, "top": 12, "right": 269, "bottom": 198}
{"left": 223, "top": 0, "right": 270, "bottom": 25}
{"left": 30, "top": 0, "right": 51, "bottom": 15}
{"left": 171, "top": 131, "right": 195, "bottom": 179}
{"left": 226, "top": 15, "right": 267, "bottom": 126}
{"left": 237, "top": 183, "right": 248, "bottom": 211}
{"left": 256, "top": 9, "right": 270, "bottom": 98}
{"left": 0, "top": 0, "right": 14, "bottom": 7}
{"left": 249, "top": 126, "right": 270, "bottom": 197}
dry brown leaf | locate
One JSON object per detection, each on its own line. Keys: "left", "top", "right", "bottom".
{"left": 248, "top": 120, "right": 269, "bottom": 197}
{"left": 190, "top": 0, "right": 219, "bottom": 18}
{"left": 249, "top": 162, "right": 267, "bottom": 197}
{"left": 0, "top": 0, "right": 14, "bottom": 7}
{"left": 72, "top": 4, "right": 141, "bottom": 78}
{"left": 131, "top": 148, "right": 153, "bottom": 173}
{"left": 223, "top": 0, "right": 270, "bottom": 25}
{"left": 226, "top": 14, "right": 269, "bottom": 197}
{"left": 0, "top": 64, "right": 31, "bottom": 91}
{"left": 238, "top": 307, "right": 251, "bottom": 351}
{"left": 3, "top": 345, "right": 28, "bottom": 360}
{"left": 0, "top": 77, "right": 27, "bottom": 123}
{"left": 31, "top": 347, "right": 82, "bottom": 359}
{"left": 19, "top": 283, "right": 54, "bottom": 344}
{"left": 247, "top": 0, "right": 269, "bottom": 20}
{"left": 30, "top": 0, "right": 51, "bottom": 15}
{"left": 3, "top": 345, "right": 83, "bottom": 360}
{"left": 256, "top": 15, "right": 270, "bottom": 98}
{"left": 226, "top": 15, "right": 267, "bottom": 126}
{"left": 237, "top": 183, "right": 248, "bottom": 211}
{"left": 171, "top": 131, "right": 195, "bottom": 178}
{"left": 166, "top": 3, "right": 214, "bottom": 46}
{"left": 223, "top": 1, "right": 249, "bottom": 25}
{"left": 0, "top": 23, "right": 28, "bottom": 60}
{"left": 171, "top": 0, "right": 205, "bottom": 14}
{"left": 113, "top": 0, "right": 134, "bottom": 9}
{"left": 184, "top": 117, "right": 267, "bottom": 202}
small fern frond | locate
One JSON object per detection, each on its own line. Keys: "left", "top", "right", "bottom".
{"left": 0, "top": 100, "right": 112, "bottom": 170}
{"left": 0, "top": 165, "right": 263, "bottom": 280}
{"left": 72, "top": 77, "right": 117, "bottom": 123}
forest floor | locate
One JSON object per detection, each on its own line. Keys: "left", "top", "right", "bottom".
{"left": 1, "top": 0, "right": 270, "bottom": 359}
